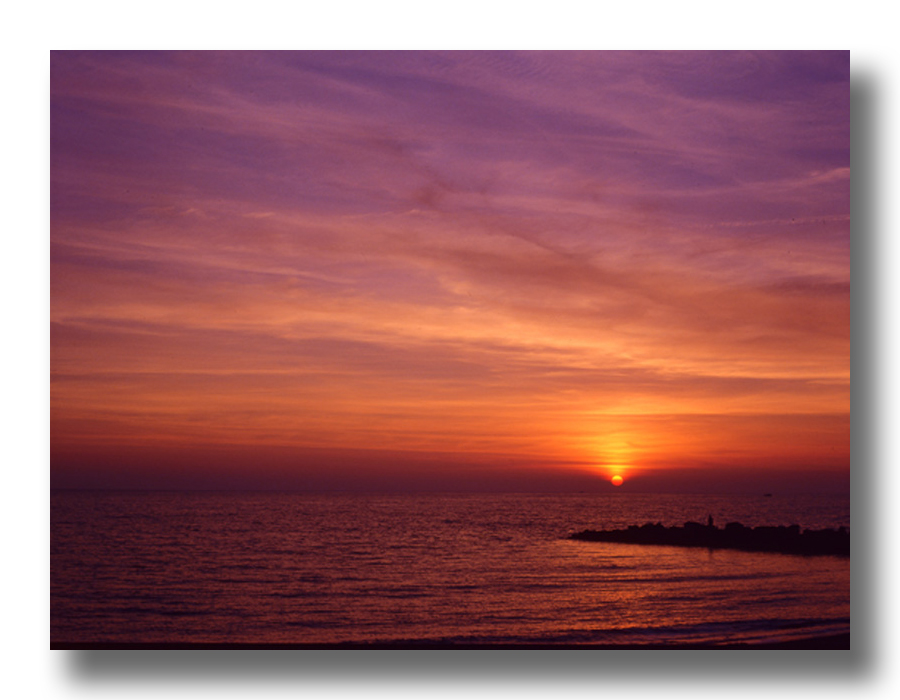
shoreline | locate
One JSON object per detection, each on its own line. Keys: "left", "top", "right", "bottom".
{"left": 52, "top": 633, "right": 850, "bottom": 651}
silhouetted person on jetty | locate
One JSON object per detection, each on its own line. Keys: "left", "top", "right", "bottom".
{"left": 570, "top": 520, "right": 849, "bottom": 557}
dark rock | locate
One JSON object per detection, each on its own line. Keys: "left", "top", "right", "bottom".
{"left": 569, "top": 520, "right": 849, "bottom": 557}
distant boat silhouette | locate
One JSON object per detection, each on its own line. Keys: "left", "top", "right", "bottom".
{"left": 763, "top": 493, "right": 773, "bottom": 497}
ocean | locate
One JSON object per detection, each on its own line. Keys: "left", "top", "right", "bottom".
{"left": 50, "top": 491, "right": 850, "bottom": 648}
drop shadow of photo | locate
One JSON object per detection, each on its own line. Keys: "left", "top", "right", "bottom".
{"left": 56, "top": 66, "right": 875, "bottom": 687}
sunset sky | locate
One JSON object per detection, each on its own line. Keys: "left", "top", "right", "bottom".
{"left": 50, "top": 51, "right": 850, "bottom": 492}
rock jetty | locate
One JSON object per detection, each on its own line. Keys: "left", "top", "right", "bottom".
{"left": 570, "top": 521, "right": 849, "bottom": 557}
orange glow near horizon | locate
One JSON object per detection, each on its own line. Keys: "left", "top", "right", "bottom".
{"left": 50, "top": 51, "right": 850, "bottom": 493}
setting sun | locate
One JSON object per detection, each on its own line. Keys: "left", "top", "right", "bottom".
{"left": 611, "top": 475, "right": 624, "bottom": 486}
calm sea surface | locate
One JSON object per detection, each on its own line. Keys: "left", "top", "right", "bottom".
{"left": 51, "top": 491, "right": 850, "bottom": 646}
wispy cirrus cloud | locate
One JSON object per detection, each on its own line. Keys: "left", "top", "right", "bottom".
{"left": 51, "top": 51, "right": 850, "bottom": 490}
